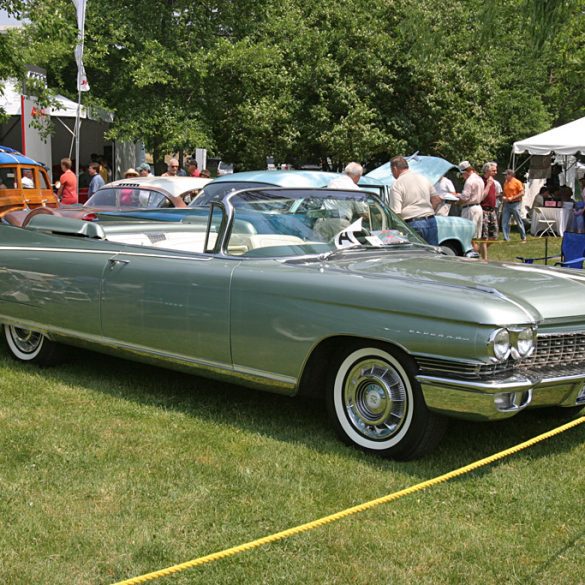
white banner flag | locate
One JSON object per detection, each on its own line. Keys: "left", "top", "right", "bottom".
{"left": 71, "top": 0, "right": 90, "bottom": 92}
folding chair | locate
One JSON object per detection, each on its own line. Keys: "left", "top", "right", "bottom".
{"left": 554, "top": 232, "right": 585, "bottom": 269}
{"left": 532, "top": 207, "right": 559, "bottom": 237}
{"left": 516, "top": 231, "right": 585, "bottom": 268}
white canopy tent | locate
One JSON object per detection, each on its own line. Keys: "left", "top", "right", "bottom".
{"left": 0, "top": 79, "right": 113, "bottom": 177}
{"left": 512, "top": 117, "right": 585, "bottom": 206}
{"left": 0, "top": 80, "right": 100, "bottom": 120}
{"left": 0, "top": 79, "right": 142, "bottom": 181}
{"left": 513, "top": 117, "right": 585, "bottom": 156}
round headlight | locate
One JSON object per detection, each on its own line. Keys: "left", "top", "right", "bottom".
{"left": 490, "top": 328, "right": 511, "bottom": 361}
{"left": 514, "top": 327, "right": 536, "bottom": 358}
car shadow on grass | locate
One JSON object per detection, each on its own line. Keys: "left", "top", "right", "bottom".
{"left": 1, "top": 343, "right": 583, "bottom": 478}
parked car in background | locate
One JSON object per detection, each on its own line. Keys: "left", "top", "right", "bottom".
{"left": 192, "top": 170, "right": 477, "bottom": 256}
{"left": 2, "top": 176, "right": 211, "bottom": 227}
{"left": 1, "top": 187, "right": 583, "bottom": 459}
{"left": 217, "top": 161, "right": 234, "bottom": 175}
{"left": 0, "top": 146, "right": 58, "bottom": 218}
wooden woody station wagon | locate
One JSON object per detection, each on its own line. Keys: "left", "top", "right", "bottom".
{"left": 0, "top": 146, "right": 58, "bottom": 218}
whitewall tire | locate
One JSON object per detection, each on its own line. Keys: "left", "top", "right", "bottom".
{"left": 4, "top": 324, "right": 63, "bottom": 366}
{"left": 327, "top": 344, "right": 447, "bottom": 460}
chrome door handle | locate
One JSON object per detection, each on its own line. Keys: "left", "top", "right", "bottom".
{"left": 108, "top": 258, "right": 130, "bottom": 269}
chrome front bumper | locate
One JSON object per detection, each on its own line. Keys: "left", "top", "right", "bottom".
{"left": 418, "top": 371, "right": 585, "bottom": 421}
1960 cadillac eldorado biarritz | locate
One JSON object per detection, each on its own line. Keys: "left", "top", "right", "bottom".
{"left": 0, "top": 187, "right": 583, "bottom": 459}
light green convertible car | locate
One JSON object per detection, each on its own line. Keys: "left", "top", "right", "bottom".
{"left": 1, "top": 187, "right": 584, "bottom": 459}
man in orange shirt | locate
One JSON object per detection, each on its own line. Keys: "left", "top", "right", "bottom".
{"left": 57, "top": 158, "right": 78, "bottom": 205}
{"left": 501, "top": 168, "right": 526, "bottom": 242}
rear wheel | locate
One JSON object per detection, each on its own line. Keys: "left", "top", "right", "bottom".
{"left": 3, "top": 324, "right": 63, "bottom": 366}
{"left": 327, "top": 344, "right": 447, "bottom": 460}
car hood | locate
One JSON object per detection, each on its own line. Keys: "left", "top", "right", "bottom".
{"left": 286, "top": 252, "right": 585, "bottom": 326}
{"left": 365, "top": 154, "right": 458, "bottom": 186}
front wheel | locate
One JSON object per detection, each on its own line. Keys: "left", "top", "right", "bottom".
{"left": 3, "top": 324, "right": 63, "bottom": 366}
{"left": 327, "top": 345, "right": 447, "bottom": 460}
{"left": 440, "top": 240, "right": 461, "bottom": 256}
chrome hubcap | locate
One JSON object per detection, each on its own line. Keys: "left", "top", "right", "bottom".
{"left": 344, "top": 358, "right": 408, "bottom": 440}
{"left": 10, "top": 326, "right": 43, "bottom": 354}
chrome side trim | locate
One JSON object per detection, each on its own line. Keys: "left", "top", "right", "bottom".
{"left": 0, "top": 246, "right": 115, "bottom": 255}
{"left": 0, "top": 314, "right": 297, "bottom": 392}
{"left": 0, "top": 246, "right": 213, "bottom": 262}
{"left": 231, "top": 364, "right": 297, "bottom": 387}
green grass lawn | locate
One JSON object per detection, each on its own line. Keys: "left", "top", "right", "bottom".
{"left": 485, "top": 232, "right": 562, "bottom": 264}
{"left": 1, "top": 238, "right": 584, "bottom": 585}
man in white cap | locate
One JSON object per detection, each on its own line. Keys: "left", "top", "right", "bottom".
{"left": 455, "top": 161, "right": 484, "bottom": 248}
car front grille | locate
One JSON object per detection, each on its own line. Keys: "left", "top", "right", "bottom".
{"left": 519, "top": 332, "right": 585, "bottom": 371}
{"left": 417, "top": 332, "right": 585, "bottom": 380}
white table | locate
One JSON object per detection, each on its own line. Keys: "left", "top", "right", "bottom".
{"left": 530, "top": 206, "right": 571, "bottom": 237}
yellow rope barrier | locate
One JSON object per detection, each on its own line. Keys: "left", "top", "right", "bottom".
{"left": 112, "top": 415, "right": 585, "bottom": 585}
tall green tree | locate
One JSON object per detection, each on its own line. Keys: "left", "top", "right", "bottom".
{"left": 1, "top": 0, "right": 583, "bottom": 168}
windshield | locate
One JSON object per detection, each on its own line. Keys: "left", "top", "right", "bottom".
{"left": 86, "top": 188, "right": 170, "bottom": 208}
{"left": 222, "top": 188, "right": 426, "bottom": 257}
{"left": 190, "top": 181, "right": 271, "bottom": 207}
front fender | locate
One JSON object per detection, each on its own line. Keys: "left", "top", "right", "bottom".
{"left": 436, "top": 216, "right": 475, "bottom": 255}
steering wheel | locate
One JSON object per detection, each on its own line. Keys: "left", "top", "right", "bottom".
{"left": 328, "top": 226, "right": 372, "bottom": 246}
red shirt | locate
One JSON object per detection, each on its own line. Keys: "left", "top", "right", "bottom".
{"left": 60, "top": 169, "right": 78, "bottom": 205}
{"left": 482, "top": 177, "right": 497, "bottom": 209}
{"left": 189, "top": 169, "right": 201, "bottom": 177}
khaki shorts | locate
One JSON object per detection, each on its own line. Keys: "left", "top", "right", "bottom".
{"left": 462, "top": 205, "right": 483, "bottom": 239}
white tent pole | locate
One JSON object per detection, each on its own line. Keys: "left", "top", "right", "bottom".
{"left": 72, "top": 0, "right": 88, "bottom": 186}
{"left": 75, "top": 88, "right": 81, "bottom": 178}
{"left": 68, "top": 119, "right": 75, "bottom": 158}
{"left": 55, "top": 116, "right": 76, "bottom": 137}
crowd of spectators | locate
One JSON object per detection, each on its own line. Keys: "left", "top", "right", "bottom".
{"left": 55, "top": 154, "right": 211, "bottom": 205}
